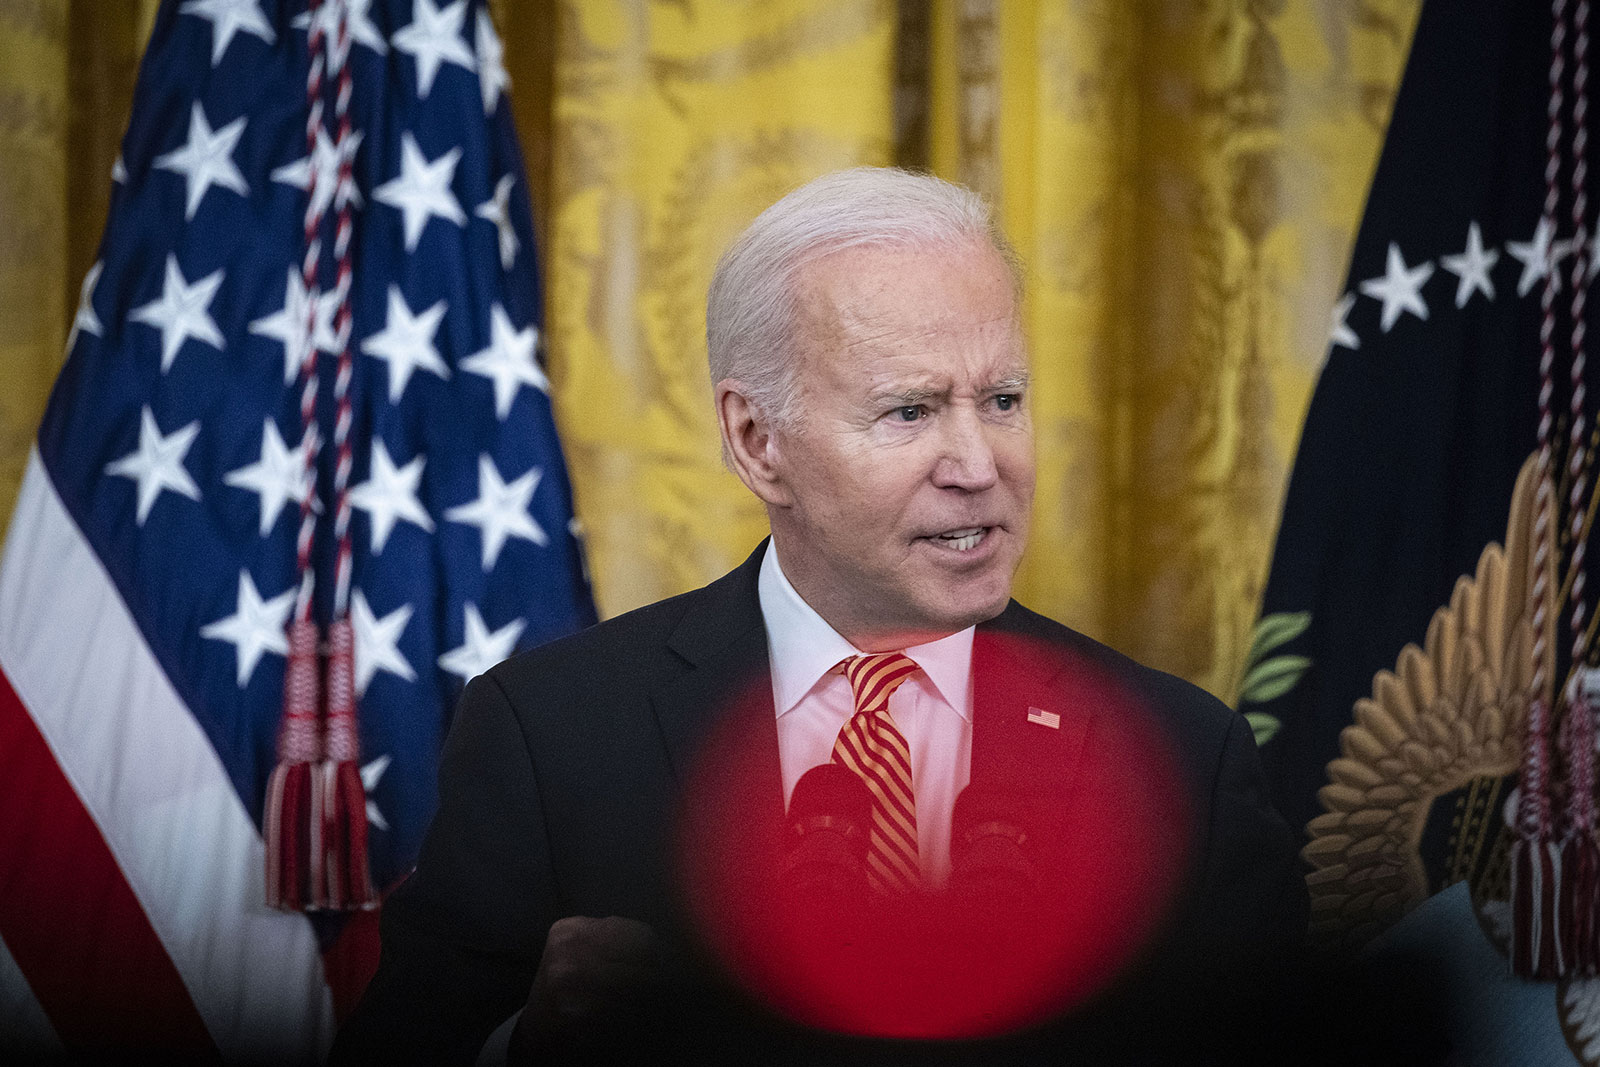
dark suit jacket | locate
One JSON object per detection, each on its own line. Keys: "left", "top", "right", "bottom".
{"left": 332, "top": 544, "right": 1308, "bottom": 1066}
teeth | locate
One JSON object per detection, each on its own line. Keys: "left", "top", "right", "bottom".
{"left": 936, "top": 528, "right": 985, "bottom": 552}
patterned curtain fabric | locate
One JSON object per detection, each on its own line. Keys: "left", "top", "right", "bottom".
{"left": 0, "top": 0, "right": 155, "bottom": 531}
{"left": 0, "top": 0, "right": 1419, "bottom": 698}
{"left": 935, "top": 0, "right": 1420, "bottom": 697}
{"left": 542, "top": 0, "right": 897, "bottom": 615}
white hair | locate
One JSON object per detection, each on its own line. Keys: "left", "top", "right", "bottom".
{"left": 706, "top": 167, "right": 1016, "bottom": 427}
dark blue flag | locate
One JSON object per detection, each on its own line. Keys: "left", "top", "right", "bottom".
{"left": 1247, "top": 0, "right": 1600, "bottom": 1056}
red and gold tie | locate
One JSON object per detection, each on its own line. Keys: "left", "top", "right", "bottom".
{"left": 832, "top": 652, "right": 921, "bottom": 892}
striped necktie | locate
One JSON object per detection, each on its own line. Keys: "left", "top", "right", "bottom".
{"left": 832, "top": 652, "right": 922, "bottom": 892}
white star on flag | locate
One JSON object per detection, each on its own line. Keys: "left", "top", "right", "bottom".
{"left": 1329, "top": 292, "right": 1358, "bottom": 351}
{"left": 374, "top": 132, "right": 466, "bottom": 252}
{"left": 350, "top": 440, "right": 435, "bottom": 552}
{"left": 130, "top": 255, "right": 226, "bottom": 373}
{"left": 271, "top": 127, "right": 365, "bottom": 221}
{"left": 461, "top": 304, "right": 545, "bottom": 419}
{"left": 1440, "top": 221, "right": 1499, "bottom": 308}
{"left": 392, "top": 0, "right": 475, "bottom": 98}
{"left": 360, "top": 285, "right": 451, "bottom": 403}
{"left": 224, "top": 419, "right": 313, "bottom": 536}
{"left": 250, "top": 268, "right": 339, "bottom": 385}
{"left": 446, "top": 455, "right": 549, "bottom": 570}
{"left": 1508, "top": 217, "right": 1573, "bottom": 297}
{"left": 351, "top": 590, "right": 416, "bottom": 697}
{"left": 153, "top": 101, "right": 249, "bottom": 220}
{"left": 476, "top": 9, "right": 510, "bottom": 114}
{"left": 67, "top": 261, "right": 103, "bottom": 355}
{"left": 105, "top": 407, "right": 202, "bottom": 526}
{"left": 292, "top": 0, "right": 388, "bottom": 71}
{"left": 179, "top": 0, "right": 275, "bottom": 66}
{"left": 111, "top": 154, "right": 127, "bottom": 185}
{"left": 200, "top": 569, "right": 294, "bottom": 686}
{"left": 361, "top": 755, "right": 391, "bottom": 831}
{"left": 1358, "top": 242, "right": 1434, "bottom": 333}
{"left": 438, "top": 604, "right": 526, "bottom": 684}
{"left": 475, "top": 174, "right": 519, "bottom": 271}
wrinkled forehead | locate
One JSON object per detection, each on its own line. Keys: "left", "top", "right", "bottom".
{"left": 791, "top": 235, "right": 1021, "bottom": 308}
{"left": 790, "top": 240, "right": 1027, "bottom": 373}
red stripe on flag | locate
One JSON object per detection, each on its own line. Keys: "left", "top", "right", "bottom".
{"left": 0, "top": 666, "right": 219, "bottom": 1059}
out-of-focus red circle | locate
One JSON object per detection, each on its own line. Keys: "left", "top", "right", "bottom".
{"left": 673, "top": 632, "right": 1193, "bottom": 1041}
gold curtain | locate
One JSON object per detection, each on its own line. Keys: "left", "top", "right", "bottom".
{"left": 927, "top": 0, "right": 1421, "bottom": 697}
{"left": 0, "top": 0, "right": 1420, "bottom": 699}
{"left": 539, "top": 0, "right": 898, "bottom": 613}
{"left": 0, "top": 0, "right": 156, "bottom": 526}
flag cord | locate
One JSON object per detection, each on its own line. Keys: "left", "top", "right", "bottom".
{"left": 1563, "top": 1, "right": 1599, "bottom": 977}
{"left": 329, "top": 6, "right": 358, "bottom": 625}
{"left": 1513, "top": 0, "right": 1600, "bottom": 979}
{"left": 263, "top": 0, "right": 329, "bottom": 915}
{"left": 319, "top": 0, "right": 376, "bottom": 911}
{"left": 291, "top": 0, "right": 326, "bottom": 629}
{"left": 266, "top": 0, "right": 375, "bottom": 914}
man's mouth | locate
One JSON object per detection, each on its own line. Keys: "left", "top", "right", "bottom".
{"left": 929, "top": 527, "right": 988, "bottom": 552}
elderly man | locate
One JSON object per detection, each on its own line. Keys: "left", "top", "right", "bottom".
{"left": 334, "top": 168, "right": 1307, "bottom": 1065}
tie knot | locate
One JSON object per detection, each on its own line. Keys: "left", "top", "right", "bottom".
{"left": 842, "top": 652, "right": 920, "bottom": 714}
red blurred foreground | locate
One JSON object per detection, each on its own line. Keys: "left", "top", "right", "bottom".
{"left": 674, "top": 632, "right": 1193, "bottom": 1040}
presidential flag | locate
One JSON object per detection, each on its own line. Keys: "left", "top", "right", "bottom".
{"left": 1247, "top": 0, "right": 1546, "bottom": 853}
{"left": 0, "top": 0, "right": 594, "bottom": 1059}
{"left": 1244, "top": 0, "right": 1600, "bottom": 1057}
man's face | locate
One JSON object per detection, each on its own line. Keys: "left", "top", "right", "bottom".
{"left": 763, "top": 240, "right": 1034, "bottom": 649}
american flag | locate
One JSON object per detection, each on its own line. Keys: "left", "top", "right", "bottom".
{"left": 0, "top": 0, "right": 594, "bottom": 1059}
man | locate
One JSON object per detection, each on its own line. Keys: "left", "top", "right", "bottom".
{"left": 333, "top": 168, "right": 1307, "bottom": 1065}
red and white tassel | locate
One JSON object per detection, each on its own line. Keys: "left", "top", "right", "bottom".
{"left": 1512, "top": 829, "right": 1566, "bottom": 979}
{"left": 1514, "top": 0, "right": 1579, "bottom": 980}
{"left": 1564, "top": 679, "right": 1600, "bottom": 973}
{"left": 319, "top": 616, "right": 376, "bottom": 910}
{"left": 265, "top": 618, "right": 325, "bottom": 911}
{"left": 1564, "top": 830, "right": 1600, "bottom": 974}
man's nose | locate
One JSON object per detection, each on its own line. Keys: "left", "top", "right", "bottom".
{"left": 932, "top": 408, "right": 999, "bottom": 491}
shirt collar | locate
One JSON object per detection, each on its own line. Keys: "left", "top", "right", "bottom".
{"left": 757, "top": 540, "right": 975, "bottom": 722}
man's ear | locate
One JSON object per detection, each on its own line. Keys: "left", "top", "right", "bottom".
{"left": 716, "top": 380, "right": 790, "bottom": 507}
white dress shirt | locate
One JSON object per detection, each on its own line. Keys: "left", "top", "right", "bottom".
{"left": 758, "top": 541, "right": 974, "bottom": 886}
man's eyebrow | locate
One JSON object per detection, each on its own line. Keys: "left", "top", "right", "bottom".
{"left": 868, "top": 374, "right": 1031, "bottom": 406}
{"left": 869, "top": 385, "right": 946, "bottom": 406}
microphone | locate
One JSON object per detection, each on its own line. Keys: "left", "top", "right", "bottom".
{"left": 783, "top": 763, "right": 871, "bottom": 901}
{"left": 950, "top": 784, "right": 1038, "bottom": 912}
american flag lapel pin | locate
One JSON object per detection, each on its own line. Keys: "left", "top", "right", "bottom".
{"left": 1026, "top": 706, "right": 1061, "bottom": 730}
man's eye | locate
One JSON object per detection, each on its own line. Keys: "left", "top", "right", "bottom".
{"left": 894, "top": 405, "right": 923, "bottom": 422}
{"left": 993, "top": 394, "right": 1019, "bottom": 412}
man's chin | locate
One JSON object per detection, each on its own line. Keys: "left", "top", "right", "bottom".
{"left": 944, "top": 593, "right": 1013, "bottom": 631}
{"left": 898, "top": 585, "right": 1014, "bottom": 644}
{"left": 942, "top": 552, "right": 1020, "bottom": 617}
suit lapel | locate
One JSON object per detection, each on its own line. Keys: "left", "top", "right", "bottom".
{"left": 971, "top": 602, "right": 1095, "bottom": 799}
{"left": 650, "top": 542, "right": 783, "bottom": 813}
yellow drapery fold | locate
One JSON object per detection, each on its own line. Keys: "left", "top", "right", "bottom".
{"left": 2, "top": 0, "right": 1420, "bottom": 697}
{"left": 0, "top": 0, "right": 71, "bottom": 528}
{"left": 0, "top": 0, "right": 155, "bottom": 525}
{"left": 926, "top": 0, "right": 1419, "bottom": 696}
{"left": 545, "top": 0, "right": 897, "bottom": 616}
